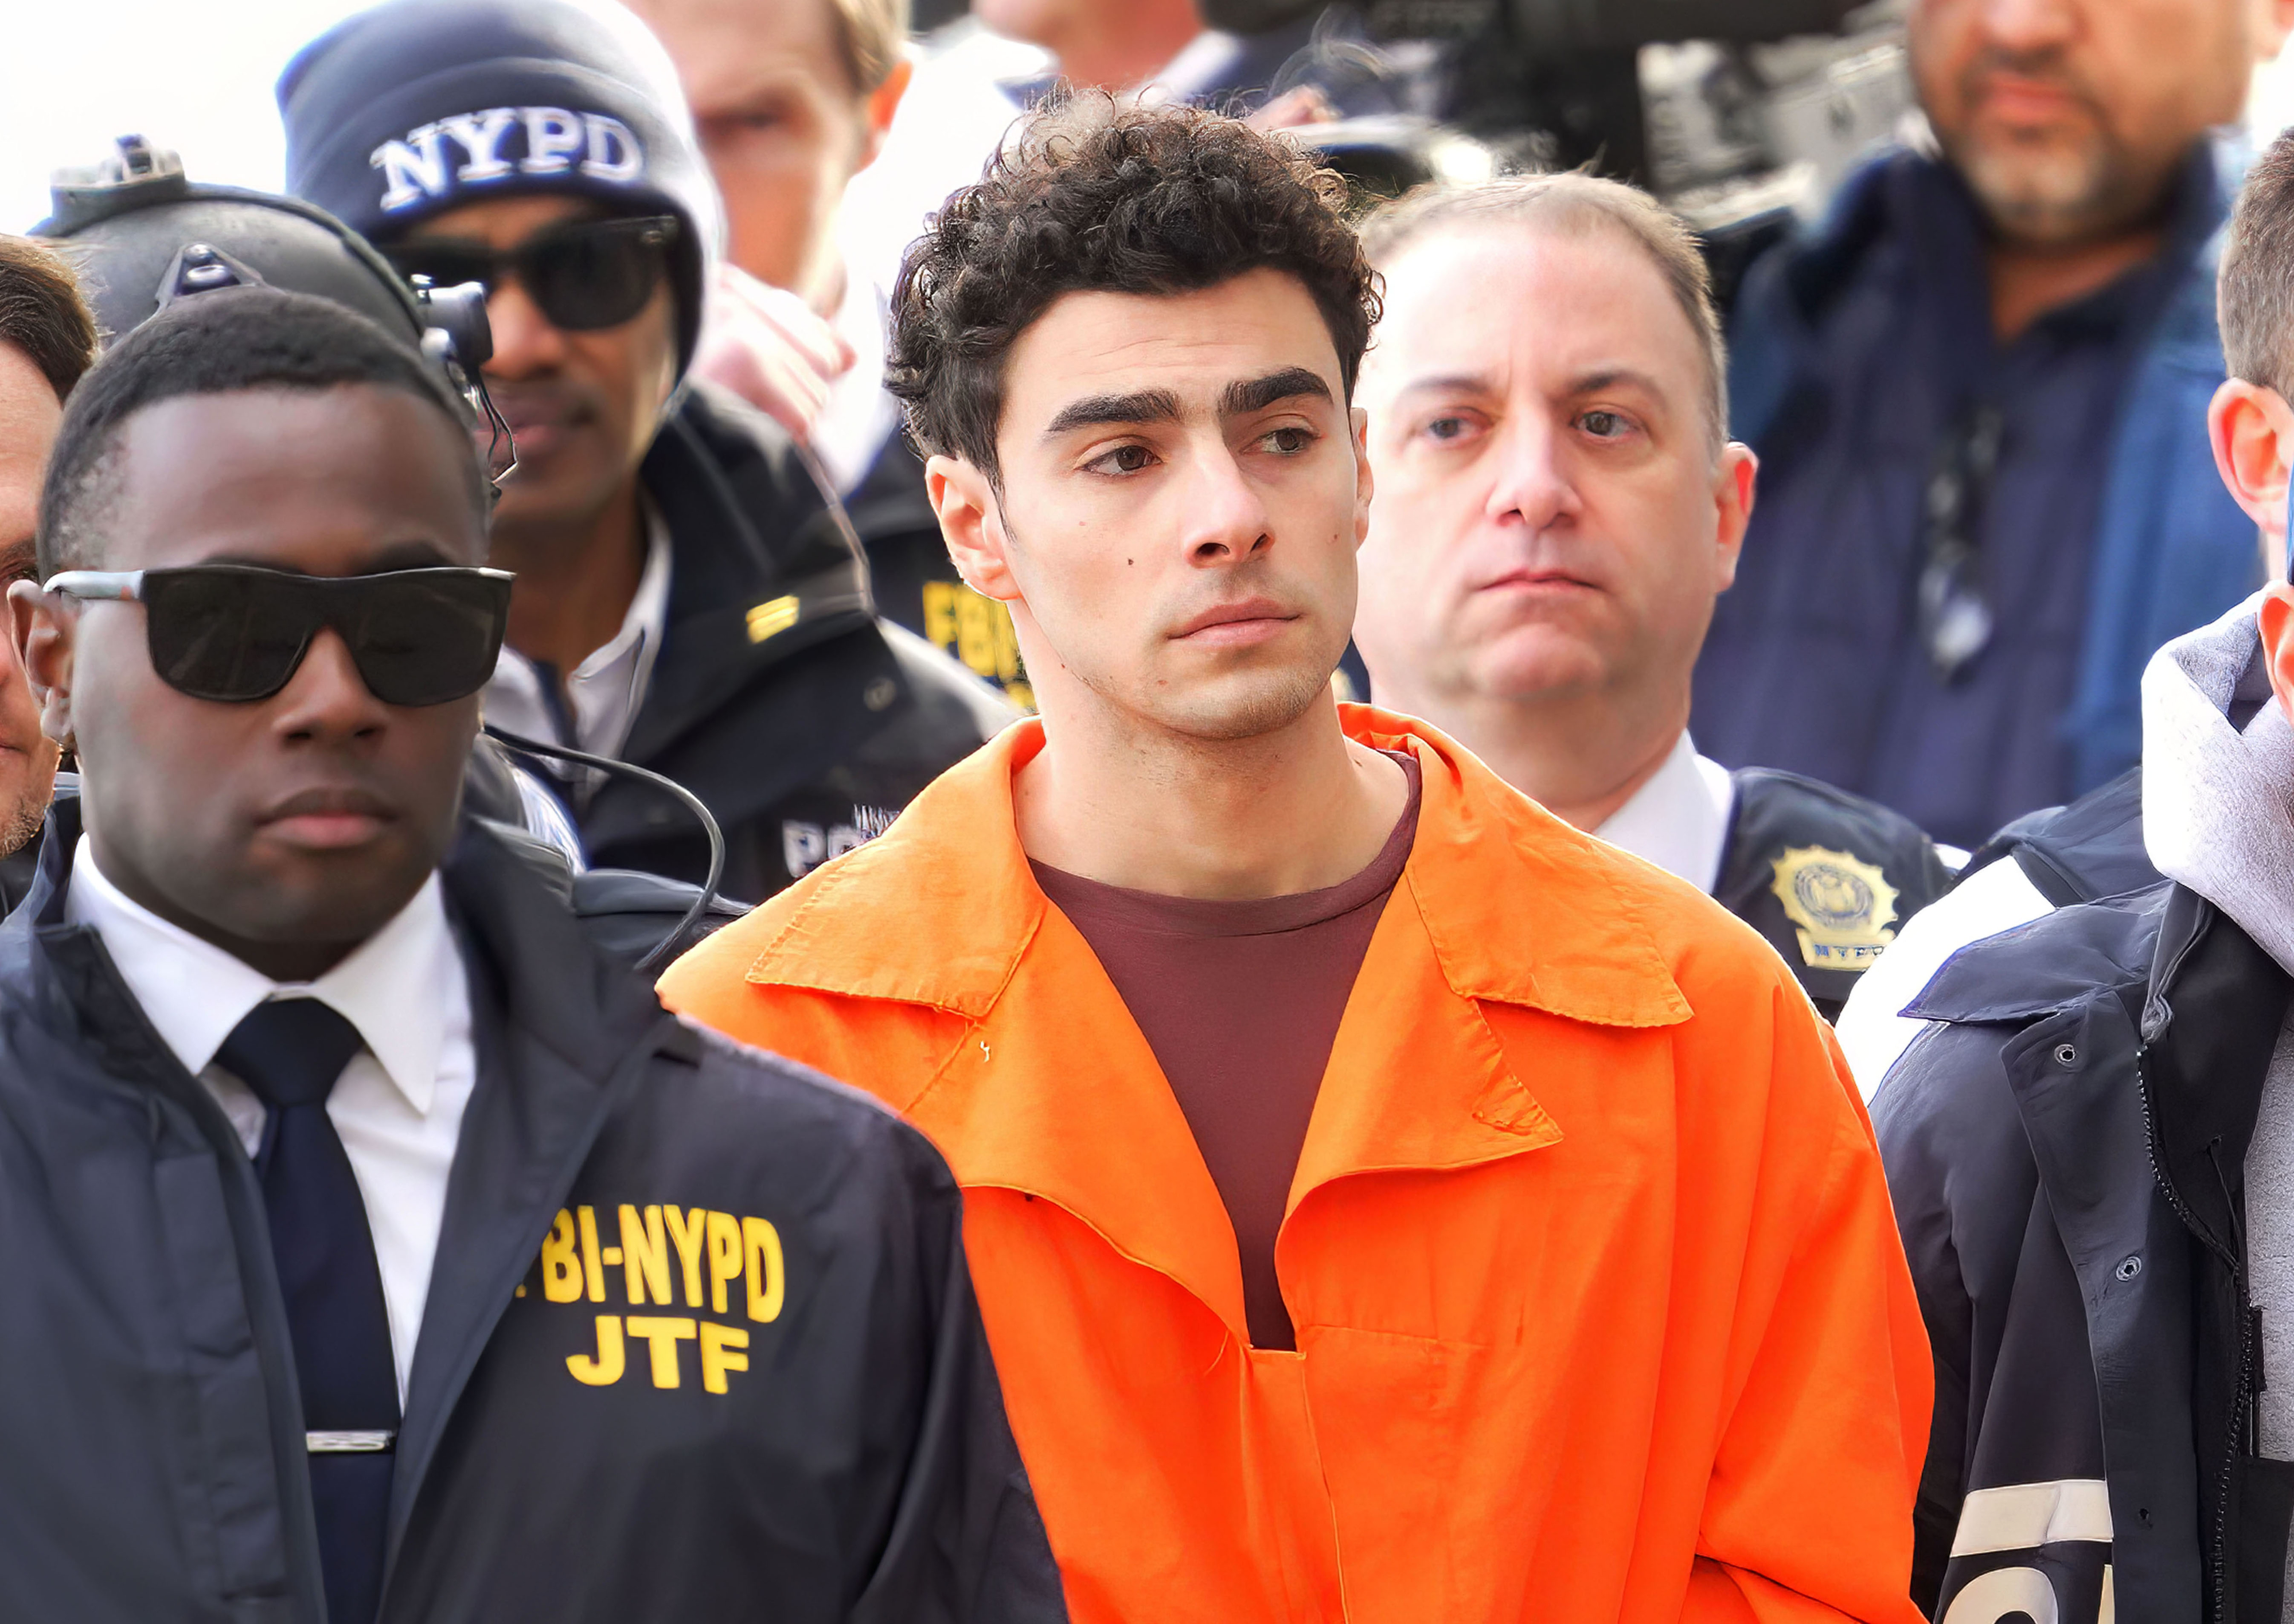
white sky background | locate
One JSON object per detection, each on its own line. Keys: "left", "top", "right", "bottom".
{"left": 0, "top": 0, "right": 373, "bottom": 233}
{"left": 5, "top": 6, "right": 2294, "bottom": 238}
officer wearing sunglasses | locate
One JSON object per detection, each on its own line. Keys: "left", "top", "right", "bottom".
{"left": 0, "top": 284, "right": 1061, "bottom": 1624}
{"left": 280, "top": 0, "right": 1017, "bottom": 903}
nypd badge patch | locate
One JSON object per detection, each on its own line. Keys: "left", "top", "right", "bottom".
{"left": 1768, "top": 846, "right": 1900, "bottom": 971}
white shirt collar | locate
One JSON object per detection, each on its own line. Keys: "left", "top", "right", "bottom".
{"left": 1592, "top": 731, "right": 1737, "bottom": 896}
{"left": 64, "top": 837, "right": 461, "bottom": 1115}
{"left": 484, "top": 508, "right": 672, "bottom": 760}
{"left": 583, "top": 505, "right": 673, "bottom": 698}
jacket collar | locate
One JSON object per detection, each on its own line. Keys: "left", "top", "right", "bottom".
{"left": 621, "top": 384, "right": 887, "bottom": 769}
{"left": 743, "top": 705, "right": 1691, "bottom": 1030}
{"left": 2139, "top": 885, "right": 2292, "bottom": 1269}
{"left": 1904, "top": 878, "right": 2292, "bottom": 1275}
{"left": 1903, "top": 881, "right": 2167, "bottom": 1028}
{"left": 740, "top": 706, "right": 1691, "bottom": 1337}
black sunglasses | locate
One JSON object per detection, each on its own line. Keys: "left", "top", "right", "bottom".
{"left": 44, "top": 565, "right": 514, "bottom": 707}
{"left": 384, "top": 216, "right": 680, "bottom": 333}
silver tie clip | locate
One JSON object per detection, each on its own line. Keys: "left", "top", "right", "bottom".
{"left": 306, "top": 1430, "right": 395, "bottom": 1454}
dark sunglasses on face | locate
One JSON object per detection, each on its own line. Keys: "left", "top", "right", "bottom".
{"left": 384, "top": 215, "right": 680, "bottom": 334}
{"left": 42, "top": 565, "right": 515, "bottom": 707}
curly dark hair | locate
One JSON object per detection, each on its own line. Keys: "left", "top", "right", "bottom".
{"left": 886, "top": 96, "right": 1380, "bottom": 482}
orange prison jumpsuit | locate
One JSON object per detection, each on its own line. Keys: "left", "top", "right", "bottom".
{"left": 660, "top": 708, "right": 1932, "bottom": 1623}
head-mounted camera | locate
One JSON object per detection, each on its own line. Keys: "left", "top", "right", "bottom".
{"left": 39, "top": 135, "right": 517, "bottom": 492}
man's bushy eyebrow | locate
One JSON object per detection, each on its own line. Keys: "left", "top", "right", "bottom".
{"left": 1223, "top": 368, "right": 1331, "bottom": 415}
{"left": 1039, "top": 368, "right": 1332, "bottom": 440}
{"left": 1043, "top": 388, "right": 1184, "bottom": 436}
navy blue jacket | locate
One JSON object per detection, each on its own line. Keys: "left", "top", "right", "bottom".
{"left": 0, "top": 805, "right": 1064, "bottom": 1623}
{"left": 1878, "top": 883, "right": 2294, "bottom": 1622}
{"left": 1705, "top": 143, "right": 2262, "bottom": 846}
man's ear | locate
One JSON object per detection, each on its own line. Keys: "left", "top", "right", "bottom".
{"left": 1712, "top": 441, "right": 1758, "bottom": 594}
{"left": 1351, "top": 404, "right": 1374, "bottom": 548}
{"left": 857, "top": 56, "right": 913, "bottom": 170}
{"left": 2209, "top": 378, "right": 2294, "bottom": 557}
{"left": 2260, "top": 581, "right": 2294, "bottom": 729}
{"left": 9, "top": 579, "right": 75, "bottom": 749}
{"left": 927, "top": 454, "right": 1021, "bottom": 604}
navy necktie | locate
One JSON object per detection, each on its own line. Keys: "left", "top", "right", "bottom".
{"left": 218, "top": 998, "right": 397, "bottom": 1624}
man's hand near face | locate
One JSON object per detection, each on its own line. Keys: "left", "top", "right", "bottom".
{"left": 692, "top": 264, "right": 855, "bottom": 439}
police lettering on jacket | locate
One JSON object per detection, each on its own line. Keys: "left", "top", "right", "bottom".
{"left": 525, "top": 1203, "right": 783, "bottom": 1395}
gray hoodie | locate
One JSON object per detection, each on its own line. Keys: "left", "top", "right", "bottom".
{"left": 2142, "top": 590, "right": 2294, "bottom": 1615}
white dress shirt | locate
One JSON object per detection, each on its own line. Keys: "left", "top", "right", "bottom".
{"left": 66, "top": 840, "right": 475, "bottom": 1402}
{"left": 485, "top": 508, "right": 672, "bottom": 762}
{"left": 1592, "top": 731, "right": 1738, "bottom": 896}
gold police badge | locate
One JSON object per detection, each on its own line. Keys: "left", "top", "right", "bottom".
{"left": 1768, "top": 846, "right": 1899, "bottom": 972}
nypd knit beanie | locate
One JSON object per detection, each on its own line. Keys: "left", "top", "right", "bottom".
{"left": 278, "top": 0, "right": 720, "bottom": 372}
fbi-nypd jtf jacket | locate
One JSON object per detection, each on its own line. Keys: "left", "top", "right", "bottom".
{"left": 0, "top": 804, "right": 1064, "bottom": 1624}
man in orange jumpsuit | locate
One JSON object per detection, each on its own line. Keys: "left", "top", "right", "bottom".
{"left": 661, "top": 97, "right": 1932, "bottom": 1623}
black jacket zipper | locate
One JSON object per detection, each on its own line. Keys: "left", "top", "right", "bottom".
{"left": 2138, "top": 1037, "right": 2258, "bottom": 1623}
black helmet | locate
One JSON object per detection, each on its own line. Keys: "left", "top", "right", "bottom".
{"left": 37, "top": 134, "right": 510, "bottom": 482}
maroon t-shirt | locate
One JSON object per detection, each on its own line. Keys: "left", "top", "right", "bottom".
{"left": 1029, "top": 755, "right": 1423, "bottom": 1349}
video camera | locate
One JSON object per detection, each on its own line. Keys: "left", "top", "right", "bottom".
{"left": 1207, "top": 0, "right": 1913, "bottom": 303}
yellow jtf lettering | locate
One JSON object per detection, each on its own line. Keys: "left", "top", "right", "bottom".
{"left": 663, "top": 1205, "right": 708, "bottom": 1307}
{"left": 707, "top": 1210, "right": 743, "bottom": 1315}
{"left": 567, "top": 1315, "right": 625, "bottom": 1385}
{"left": 626, "top": 1315, "right": 697, "bottom": 1387}
{"left": 744, "top": 1216, "right": 784, "bottom": 1323}
{"left": 576, "top": 1205, "right": 607, "bottom": 1302}
{"left": 700, "top": 1321, "right": 750, "bottom": 1394}
{"left": 620, "top": 1204, "right": 670, "bottom": 1306}
{"left": 541, "top": 1209, "right": 584, "bottom": 1303}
